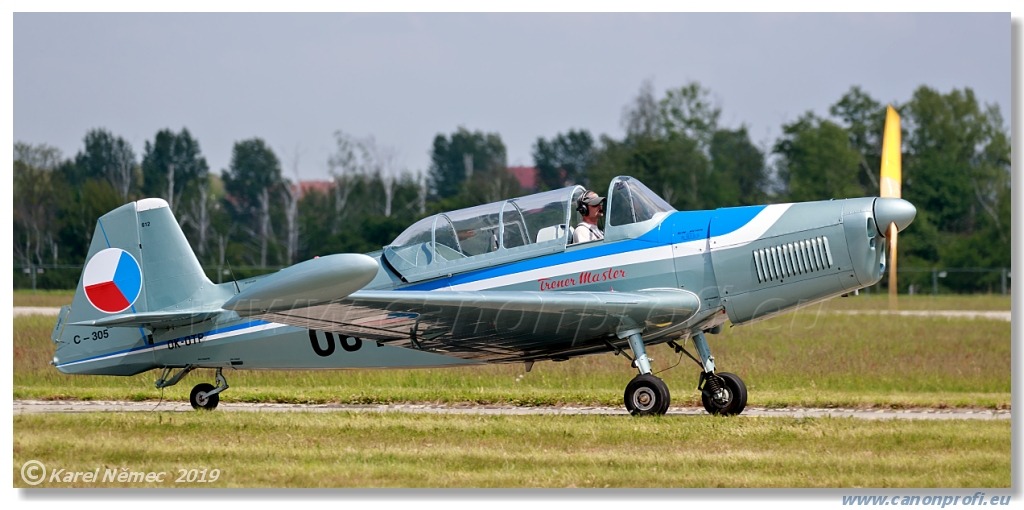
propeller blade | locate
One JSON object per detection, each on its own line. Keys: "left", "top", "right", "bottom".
{"left": 880, "top": 105, "right": 902, "bottom": 199}
{"left": 880, "top": 105, "right": 902, "bottom": 307}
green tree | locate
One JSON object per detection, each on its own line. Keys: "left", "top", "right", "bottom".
{"left": 53, "top": 165, "right": 123, "bottom": 265}
{"left": 303, "top": 131, "right": 428, "bottom": 258}
{"left": 903, "top": 86, "right": 1010, "bottom": 292}
{"left": 74, "top": 128, "right": 138, "bottom": 201}
{"left": 658, "top": 81, "right": 721, "bottom": 151}
{"left": 773, "top": 112, "right": 864, "bottom": 202}
{"left": 141, "top": 128, "right": 210, "bottom": 215}
{"left": 829, "top": 86, "right": 886, "bottom": 194}
{"left": 532, "top": 129, "right": 596, "bottom": 190}
{"left": 13, "top": 143, "right": 62, "bottom": 267}
{"left": 428, "top": 127, "right": 506, "bottom": 199}
{"left": 593, "top": 80, "right": 716, "bottom": 210}
{"left": 328, "top": 131, "right": 414, "bottom": 222}
{"left": 222, "top": 138, "right": 285, "bottom": 268}
{"left": 708, "top": 127, "right": 767, "bottom": 206}
{"left": 295, "top": 172, "right": 425, "bottom": 258}
{"left": 141, "top": 128, "right": 212, "bottom": 256}
{"left": 590, "top": 132, "right": 709, "bottom": 211}
{"left": 52, "top": 130, "right": 137, "bottom": 264}
{"left": 904, "top": 86, "right": 1008, "bottom": 236}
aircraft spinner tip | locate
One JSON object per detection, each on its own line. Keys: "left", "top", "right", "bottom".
{"left": 874, "top": 198, "right": 916, "bottom": 236}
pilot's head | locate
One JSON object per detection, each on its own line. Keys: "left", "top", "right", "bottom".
{"left": 576, "top": 191, "right": 605, "bottom": 217}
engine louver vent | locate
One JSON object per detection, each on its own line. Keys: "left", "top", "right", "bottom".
{"left": 753, "top": 236, "right": 833, "bottom": 283}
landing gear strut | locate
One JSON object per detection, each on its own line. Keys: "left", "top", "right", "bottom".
{"left": 155, "top": 366, "right": 230, "bottom": 411}
{"left": 699, "top": 371, "right": 747, "bottom": 416}
{"left": 669, "top": 331, "right": 748, "bottom": 416}
{"left": 618, "top": 327, "right": 671, "bottom": 416}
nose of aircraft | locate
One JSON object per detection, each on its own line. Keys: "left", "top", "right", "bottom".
{"left": 873, "top": 198, "right": 917, "bottom": 237}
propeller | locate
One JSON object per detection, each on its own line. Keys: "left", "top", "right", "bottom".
{"left": 879, "top": 105, "right": 902, "bottom": 308}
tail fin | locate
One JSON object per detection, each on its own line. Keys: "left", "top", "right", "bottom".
{"left": 52, "top": 198, "right": 220, "bottom": 375}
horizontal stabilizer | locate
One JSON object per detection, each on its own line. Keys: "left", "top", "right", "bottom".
{"left": 222, "top": 253, "right": 379, "bottom": 314}
{"left": 71, "top": 309, "right": 225, "bottom": 329}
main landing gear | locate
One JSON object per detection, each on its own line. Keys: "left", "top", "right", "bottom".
{"left": 155, "top": 366, "right": 230, "bottom": 411}
{"left": 618, "top": 329, "right": 747, "bottom": 417}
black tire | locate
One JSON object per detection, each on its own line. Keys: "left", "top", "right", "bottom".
{"left": 701, "top": 372, "right": 747, "bottom": 416}
{"left": 190, "top": 383, "right": 219, "bottom": 410}
{"left": 624, "top": 374, "right": 671, "bottom": 416}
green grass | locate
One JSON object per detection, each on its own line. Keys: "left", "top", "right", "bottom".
{"left": 13, "top": 294, "right": 1012, "bottom": 489}
{"left": 13, "top": 289, "right": 74, "bottom": 307}
{"left": 12, "top": 412, "right": 1010, "bottom": 488}
{"left": 813, "top": 292, "right": 1010, "bottom": 311}
{"left": 14, "top": 294, "right": 1011, "bottom": 409}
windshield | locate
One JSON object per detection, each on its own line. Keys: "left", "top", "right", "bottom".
{"left": 608, "top": 176, "right": 676, "bottom": 226}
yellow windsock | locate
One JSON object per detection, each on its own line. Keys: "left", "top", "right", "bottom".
{"left": 880, "top": 105, "right": 901, "bottom": 307}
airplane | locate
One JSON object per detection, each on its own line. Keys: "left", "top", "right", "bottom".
{"left": 49, "top": 112, "right": 915, "bottom": 417}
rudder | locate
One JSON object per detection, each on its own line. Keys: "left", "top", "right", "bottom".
{"left": 52, "top": 198, "right": 216, "bottom": 375}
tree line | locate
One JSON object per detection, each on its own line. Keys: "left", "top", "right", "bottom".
{"left": 13, "top": 81, "right": 1010, "bottom": 293}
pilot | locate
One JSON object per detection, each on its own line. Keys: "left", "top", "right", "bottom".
{"left": 573, "top": 190, "right": 606, "bottom": 243}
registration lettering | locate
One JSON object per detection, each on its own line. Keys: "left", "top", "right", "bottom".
{"left": 167, "top": 333, "right": 204, "bottom": 350}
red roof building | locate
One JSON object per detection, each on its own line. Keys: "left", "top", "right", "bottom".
{"left": 292, "top": 180, "right": 334, "bottom": 199}
{"left": 507, "top": 166, "right": 538, "bottom": 192}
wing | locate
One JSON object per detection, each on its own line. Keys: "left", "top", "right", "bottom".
{"left": 233, "top": 288, "right": 701, "bottom": 363}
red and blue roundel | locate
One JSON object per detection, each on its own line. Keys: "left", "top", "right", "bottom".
{"left": 83, "top": 248, "right": 142, "bottom": 314}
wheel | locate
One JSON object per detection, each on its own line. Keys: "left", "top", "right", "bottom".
{"left": 701, "top": 372, "right": 747, "bottom": 416}
{"left": 624, "top": 374, "right": 671, "bottom": 416}
{"left": 190, "top": 383, "right": 219, "bottom": 410}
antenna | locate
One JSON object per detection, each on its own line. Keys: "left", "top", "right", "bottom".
{"left": 226, "top": 262, "right": 241, "bottom": 294}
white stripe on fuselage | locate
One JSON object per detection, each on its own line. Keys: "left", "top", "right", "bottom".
{"left": 448, "top": 204, "right": 792, "bottom": 291}
{"left": 710, "top": 204, "right": 792, "bottom": 249}
{"left": 57, "top": 321, "right": 290, "bottom": 369}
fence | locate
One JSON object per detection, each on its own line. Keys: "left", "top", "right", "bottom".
{"left": 13, "top": 264, "right": 1011, "bottom": 295}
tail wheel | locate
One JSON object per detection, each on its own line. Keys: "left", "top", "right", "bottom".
{"left": 190, "top": 383, "right": 219, "bottom": 410}
{"left": 624, "top": 374, "right": 671, "bottom": 416}
{"left": 701, "top": 372, "right": 747, "bottom": 416}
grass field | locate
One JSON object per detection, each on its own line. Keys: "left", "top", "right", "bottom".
{"left": 12, "top": 412, "right": 1010, "bottom": 488}
{"left": 14, "top": 293, "right": 1011, "bottom": 409}
{"left": 12, "top": 292, "right": 1012, "bottom": 489}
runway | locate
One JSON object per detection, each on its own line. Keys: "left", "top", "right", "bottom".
{"left": 12, "top": 399, "right": 1010, "bottom": 420}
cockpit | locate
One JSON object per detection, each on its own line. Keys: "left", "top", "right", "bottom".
{"left": 383, "top": 175, "right": 675, "bottom": 283}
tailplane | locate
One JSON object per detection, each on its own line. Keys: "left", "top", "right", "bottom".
{"left": 52, "top": 198, "right": 223, "bottom": 375}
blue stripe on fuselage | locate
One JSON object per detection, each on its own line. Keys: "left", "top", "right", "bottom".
{"left": 56, "top": 319, "right": 272, "bottom": 368}
{"left": 708, "top": 205, "right": 768, "bottom": 237}
{"left": 402, "top": 205, "right": 767, "bottom": 291}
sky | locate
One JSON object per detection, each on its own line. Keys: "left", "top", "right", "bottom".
{"left": 12, "top": 10, "right": 1014, "bottom": 183}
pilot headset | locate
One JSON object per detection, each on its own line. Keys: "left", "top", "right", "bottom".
{"left": 576, "top": 191, "right": 605, "bottom": 216}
